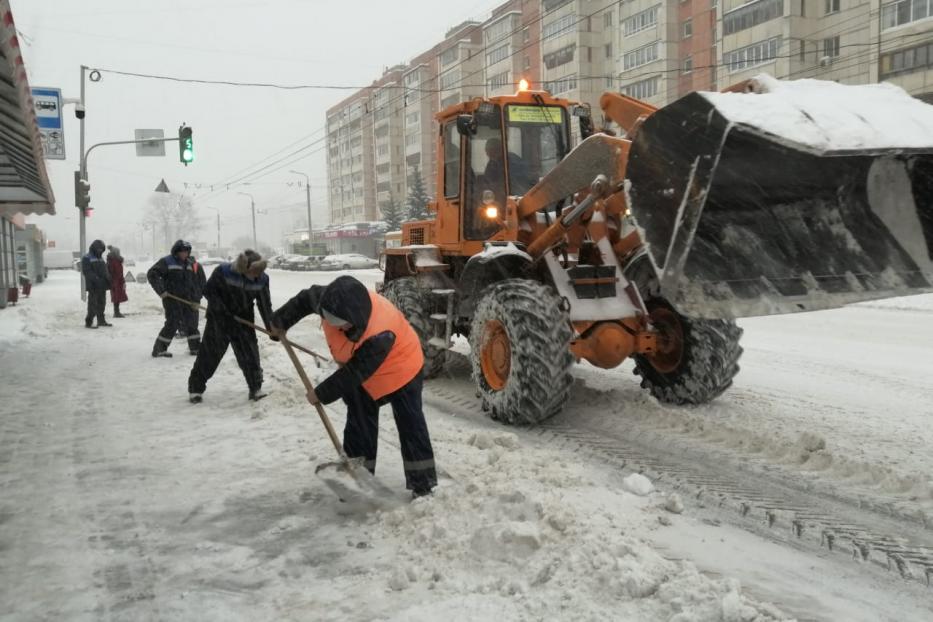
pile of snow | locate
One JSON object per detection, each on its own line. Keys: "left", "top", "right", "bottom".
{"left": 352, "top": 430, "right": 788, "bottom": 621}
{"left": 701, "top": 74, "right": 933, "bottom": 154}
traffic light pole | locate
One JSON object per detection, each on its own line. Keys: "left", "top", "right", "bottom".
{"left": 78, "top": 65, "right": 87, "bottom": 301}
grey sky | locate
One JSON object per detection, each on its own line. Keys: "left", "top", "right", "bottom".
{"left": 16, "top": 0, "right": 501, "bottom": 255}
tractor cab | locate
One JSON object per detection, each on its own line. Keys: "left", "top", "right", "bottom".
{"left": 428, "top": 90, "right": 582, "bottom": 252}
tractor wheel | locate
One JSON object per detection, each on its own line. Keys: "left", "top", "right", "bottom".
{"left": 633, "top": 299, "right": 743, "bottom": 405}
{"left": 469, "top": 279, "right": 574, "bottom": 425}
{"left": 382, "top": 277, "right": 446, "bottom": 378}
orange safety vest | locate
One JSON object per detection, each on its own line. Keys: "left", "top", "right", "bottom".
{"left": 322, "top": 290, "right": 424, "bottom": 400}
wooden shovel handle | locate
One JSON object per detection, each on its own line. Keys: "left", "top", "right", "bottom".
{"left": 279, "top": 336, "right": 345, "bottom": 458}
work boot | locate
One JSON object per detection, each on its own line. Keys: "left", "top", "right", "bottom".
{"left": 248, "top": 389, "right": 268, "bottom": 401}
{"left": 113, "top": 304, "right": 125, "bottom": 318}
{"left": 152, "top": 351, "right": 173, "bottom": 358}
{"left": 85, "top": 322, "right": 98, "bottom": 330}
{"left": 189, "top": 393, "right": 203, "bottom": 404}
{"left": 98, "top": 321, "right": 113, "bottom": 327}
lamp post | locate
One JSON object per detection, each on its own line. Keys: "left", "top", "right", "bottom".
{"left": 205, "top": 206, "right": 221, "bottom": 251}
{"left": 290, "top": 170, "right": 312, "bottom": 253}
{"left": 237, "top": 191, "right": 257, "bottom": 249}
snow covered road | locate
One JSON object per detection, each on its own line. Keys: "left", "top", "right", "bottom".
{"left": 1, "top": 269, "right": 932, "bottom": 621}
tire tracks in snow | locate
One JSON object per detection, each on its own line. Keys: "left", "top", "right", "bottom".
{"left": 422, "top": 354, "right": 933, "bottom": 590}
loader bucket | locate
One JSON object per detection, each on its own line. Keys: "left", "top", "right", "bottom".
{"left": 626, "top": 84, "right": 933, "bottom": 319}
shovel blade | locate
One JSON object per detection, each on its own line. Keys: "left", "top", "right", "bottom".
{"left": 315, "top": 457, "right": 399, "bottom": 511}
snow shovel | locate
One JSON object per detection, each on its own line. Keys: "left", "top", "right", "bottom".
{"left": 164, "top": 293, "right": 328, "bottom": 366}
{"left": 278, "top": 335, "right": 397, "bottom": 508}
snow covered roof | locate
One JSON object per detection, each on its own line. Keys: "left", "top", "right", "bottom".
{"left": 701, "top": 74, "right": 933, "bottom": 155}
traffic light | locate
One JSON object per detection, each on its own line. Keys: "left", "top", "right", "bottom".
{"left": 178, "top": 125, "right": 194, "bottom": 165}
{"left": 74, "top": 170, "right": 90, "bottom": 213}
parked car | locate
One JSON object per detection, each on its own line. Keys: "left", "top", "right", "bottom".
{"left": 198, "top": 256, "right": 225, "bottom": 267}
{"left": 280, "top": 254, "right": 309, "bottom": 271}
{"left": 298, "top": 255, "right": 328, "bottom": 271}
{"left": 319, "top": 254, "right": 379, "bottom": 271}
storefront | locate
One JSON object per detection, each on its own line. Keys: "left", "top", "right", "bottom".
{"left": 0, "top": 0, "right": 56, "bottom": 308}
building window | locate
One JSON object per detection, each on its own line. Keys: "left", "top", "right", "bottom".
{"left": 605, "top": 42, "right": 613, "bottom": 58}
{"left": 723, "top": 0, "right": 784, "bottom": 36}
{"left": 406, "top": 111, "right": 419, "bottom": 126}
{"left": 543, "top": 74, "right": 578, "bottom": 94}
{"left": 405, "top": 133, "right": 419, "bottom": 146}
{"left": 523, "top": 28, "right": 530, "bottom": 43}
{"left": 800, "top": 0, "right": 806, "bottom": 16}
{"left": 486, "top": 44, "right": 510, "bottom": 67}
{"left": 485, "top": 16, "right": 515, "bottom": 44}
{"left": 623, "top": 41, "right": 660, "bottom": 71}
{"left": 441, "top": 93, "right": 460, "bottom": 108}
{"left": 622, "top": 76, "right": 660, "bottom": 100}
{"left": 882, "top": 0, "right": 932, "bottom": 29}
{"left": 543, "top": 0, "right": 572, "bottom": 10}
{"left": 724, "top": 37, "right": 782, "bottom": 73}
{"left": 544, "top": 44, "right": 576, "bottom": 69}
{"left": 683, "top": 19, "right": 693, "bottom": 38}
{"left": 543, "top": 13, "right": 577, "bottom": 39}
{"left": 604, "top": 12, "right": 613, "bottom": 27}
{"left": 524, "top": 55, "right": 531, "bottom": 70}
{"left": 880, "top": 41, "right": 933, "bottom": 77}
{"left": 683, "top": 56, "right": 693, "bottom": 73}
{"left": 824, "top": 0, "right": 840, "bottom": 13}
{"left": 440, "top": 47, "right": 458, "bottom": 66}
{"left": 822, "top": 36, "right": 840, "bottom": 60}
{"left": 489, "top": 71, "right": 511, "bottom": 89}
{"left": 623, "top": 6, "right": 659, "bottom": 36}
{"left": 439, "top": 69, "right": 461, "bottom": 90}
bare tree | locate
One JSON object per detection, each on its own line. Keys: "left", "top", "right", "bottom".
{"left": 143, "top": 192, "right": 200, "bottom": 251}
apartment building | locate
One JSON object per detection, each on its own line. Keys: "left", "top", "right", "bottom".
{"left": 483, "top": 1, "right": 542, "bottom": 96}
{"left": 326, "top": 91, "right": 371, "bottom": 224}
{"left": 678, "top": 0, "right": 719, "bottom": 95}
{"left": 372, "top": 67, "right": 407, "bottom": 217}
{"left": 875, "top": 0, "right": 933, "bottom": 102}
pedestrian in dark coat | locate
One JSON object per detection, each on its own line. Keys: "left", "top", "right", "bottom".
{"left": 147, "top": 239, "right": 206, "bottom": 357}
{"left": 106, "top": 245, "right": 127, "bottom": 318}
{"left": 188, "top": 250, "right": 274, "bottom": 402}
{"left": 271, "top": 275, "right": 437, "bottom": 497}
{"left": 81, "top": 239, "right": 112, "bottom": 329}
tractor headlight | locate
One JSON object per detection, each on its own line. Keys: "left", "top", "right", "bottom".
{"left": 484, "top": 205, "right": 499, "bottom": 219}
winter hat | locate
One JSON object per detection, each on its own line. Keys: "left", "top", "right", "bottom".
{"left": 90, "top": 239, "right": 105, "bottom": 255}
{"left": 233, "top": 249, "right": 267, "bottom": 275}
{"left": 107, "top": 245, "right": 122, "bottom": 257}
{"left": 171, "top": 239, "right": 192, "bottom": 255}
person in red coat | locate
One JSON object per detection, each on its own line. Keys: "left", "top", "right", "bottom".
{"left": 106, "top": 245, "right": 128, "bottom": 318}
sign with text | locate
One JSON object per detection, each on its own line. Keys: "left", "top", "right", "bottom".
{"left": 134, "top": 129, "right": 166, "bottom": 156}
{"left": 31, "top": 87, "right": 65, "bottom": 159}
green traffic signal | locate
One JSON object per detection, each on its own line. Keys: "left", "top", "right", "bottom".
{"left": 178, "top": 125, "right": 194, "bottom": 165}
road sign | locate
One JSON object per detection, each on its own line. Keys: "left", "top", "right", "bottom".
{"left": 31, "top": 86, "right": 65, "bottom": 160}
{"left": 134, "top": 129, "right": 166, "bottom": 156}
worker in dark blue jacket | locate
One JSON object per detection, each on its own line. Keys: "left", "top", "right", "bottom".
{"left": 188, "top": 250, "right": 274, "bottom": 403}
{"left": 81, "top": 239, "right": 111, "bottom": 328}
{"left": 147, "top": 240, "right": 206, "bottom": 357}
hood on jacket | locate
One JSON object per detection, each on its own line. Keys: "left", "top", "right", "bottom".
{"left": 232, "top": 249, "right": 268, "bottom": 275}
{"left": 319, "top": 275, "right": 371, "bottom": 342}
{"left": 171, "top": 239, "right": 192, "bottom": 256}
{"left": 106, "top": 245, "right": 122, "bottom": 259}
{"left": 89, "top": 239, "right": 106, "bottom": 256}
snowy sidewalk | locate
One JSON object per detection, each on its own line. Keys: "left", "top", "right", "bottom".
{"left": 3, "top": 270, "right": 931, "bottom": 621}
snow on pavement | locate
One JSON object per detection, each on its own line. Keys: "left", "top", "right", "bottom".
{"left": 3, "top": 269, "right": 933, "bottom": 620}
{"left": 0, "top": 270, "right": 789, "bottom": 621}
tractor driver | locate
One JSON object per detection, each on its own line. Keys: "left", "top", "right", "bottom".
{"left": 483, "top": 137, "right": 534, "bottom": 196}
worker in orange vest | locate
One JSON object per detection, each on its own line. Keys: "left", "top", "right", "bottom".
{"left": 271, "top": 275, "right": 436, "bottom": 498}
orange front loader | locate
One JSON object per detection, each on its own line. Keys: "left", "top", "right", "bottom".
{"left": 380, "top": 79, "right": 933, "bottom": 425}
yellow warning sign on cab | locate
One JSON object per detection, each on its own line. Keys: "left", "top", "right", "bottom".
{"left": 507, "top": 106, "right": 563, "bottom": 124}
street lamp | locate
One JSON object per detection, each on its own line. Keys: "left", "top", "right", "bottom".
{"left": 290, "top": 170, "right": 312, "bottom": 253}
{"left": 205, "top": 206, "right": 221, "bottom": 251}
{"left": 237, "top": 191, "right": 257, "bottom": 250}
